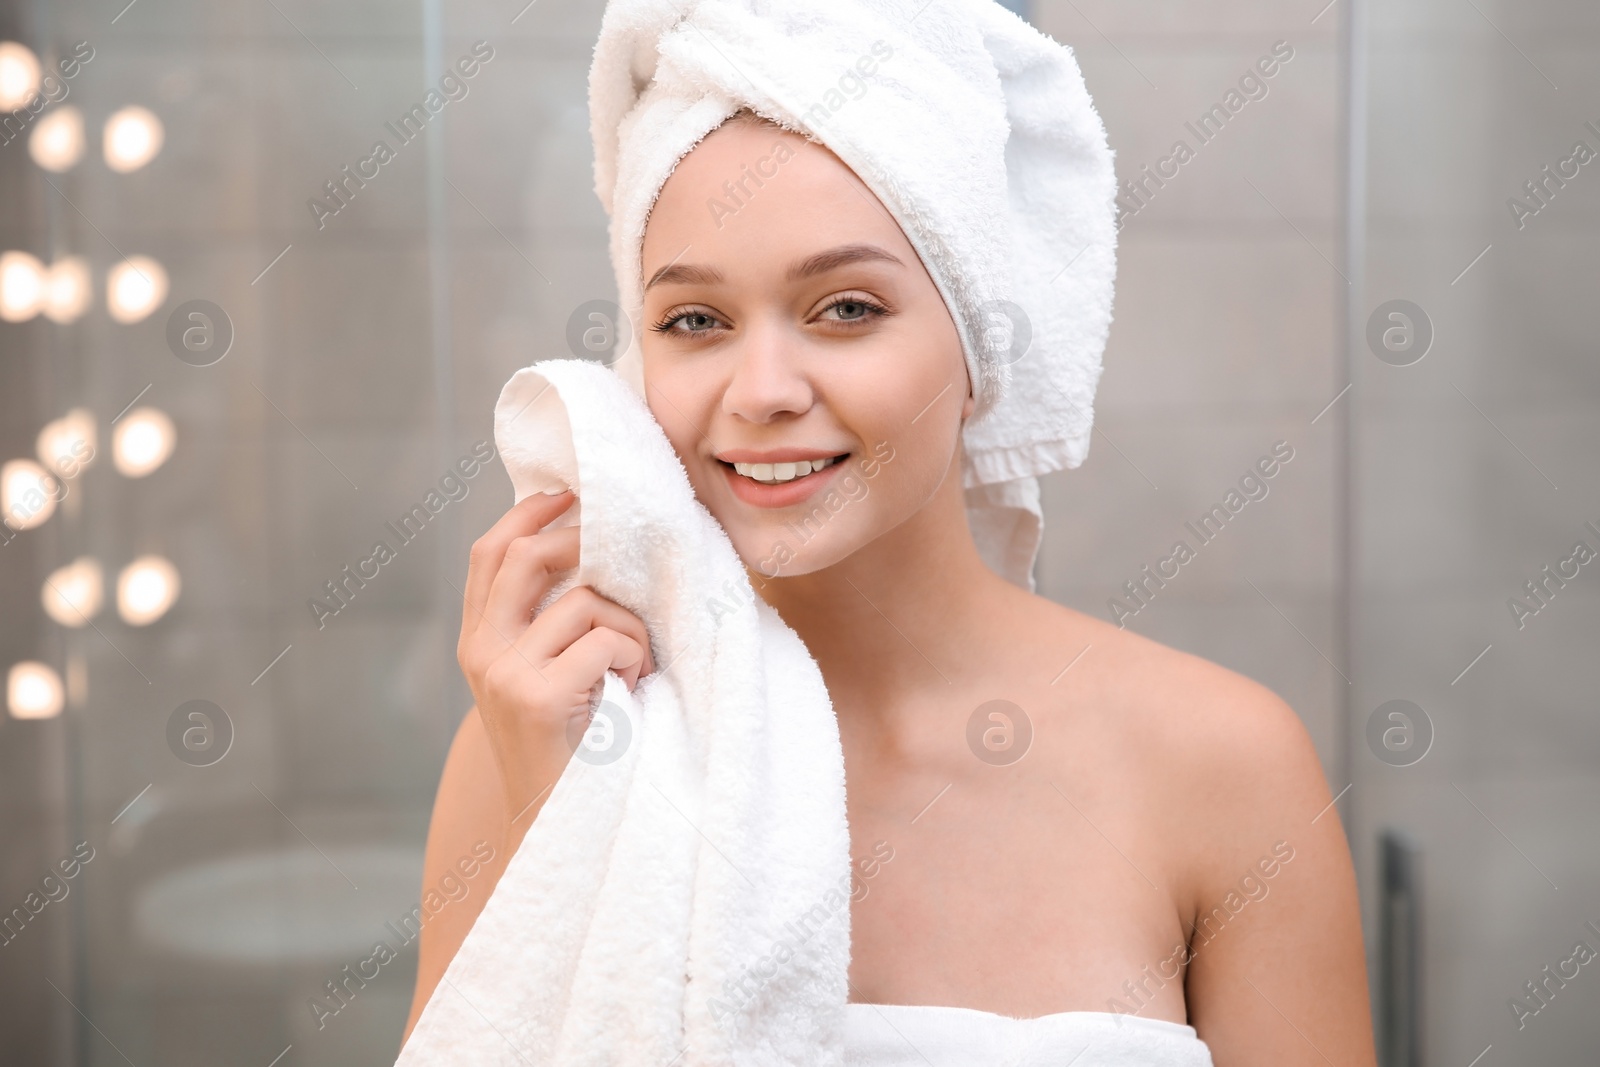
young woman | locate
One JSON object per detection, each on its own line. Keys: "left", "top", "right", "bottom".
{"left": 405, "top": 109, "right": 1377, "bottom": 1064}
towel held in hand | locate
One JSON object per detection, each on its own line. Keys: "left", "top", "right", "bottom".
{"left": 397, "top": 358, "right": 854, "bottom": 1065}
{"left": 399, "top": 0, "right": 1118, "bottom": 1062}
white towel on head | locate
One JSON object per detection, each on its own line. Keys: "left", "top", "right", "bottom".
{"left": 396, "top": 357, "right": 854, "bottom": 1066}
{"left": 589, "top": 0, "right": 1118, "bottom": 591}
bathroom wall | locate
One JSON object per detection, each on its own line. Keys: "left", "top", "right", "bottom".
{"left": 1037, "top": 0, "right": 1600, "bottom": 1061}
{"left": 1032, "top": 0, "right": 1347, "bottom": 785}
{"left": 1351, "top": 1, "right": 1600, "bottom": 1061}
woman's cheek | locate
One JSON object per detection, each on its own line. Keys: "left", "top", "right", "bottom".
{"left": 875, "top": 420, "right": 950, "bottom": 506}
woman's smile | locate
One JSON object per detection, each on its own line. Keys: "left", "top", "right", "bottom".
{"left": 716, "top": 450, "right": 852, "bottom": 508}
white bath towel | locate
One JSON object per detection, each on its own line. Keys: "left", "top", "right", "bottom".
{"left": 589, "top": 0, "right": 1118, "bottom": 591}
{"left": 396, "top": 356, "right": 854, "bottom": 1065}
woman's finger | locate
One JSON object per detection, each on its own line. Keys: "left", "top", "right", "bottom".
{"left": 507, "top": 585, "right": 656, "bottom": 681}
{"left": 459, "top": 491, "right": 573, "bottom": 646}
{"left": 479, "top": 524, "right": 580, "bottom": 639}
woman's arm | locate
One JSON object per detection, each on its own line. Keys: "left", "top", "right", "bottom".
{"left": 1180, "top": 685, "right": 1377, "bottom": 1065}
{"left": 401, "top": 705, "right": 513, "bottom": 1047}
{"left": 400, "top": 490, "right": 657, "bottom": 1050}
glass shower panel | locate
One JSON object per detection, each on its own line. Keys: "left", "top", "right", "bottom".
{"left": 1354, "top": 0, "right": 1600, "bottom": 1062}
{"left": 1, "top": 0, "right": 619, "bottom": 1058}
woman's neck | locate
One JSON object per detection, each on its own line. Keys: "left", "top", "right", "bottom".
{"left": 745, "top": 464, "right": 1024, "bottom": 710}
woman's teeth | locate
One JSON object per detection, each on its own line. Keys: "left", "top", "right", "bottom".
{"left": 732, "top": 455, "right": 843, "bottom": 485}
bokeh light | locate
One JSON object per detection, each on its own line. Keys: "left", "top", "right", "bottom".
{"left": 0, "top": 41, "right": 40, "bottom": 111}
{"left": 43, "top": 557, "right": 105, "bottom": 626}
{"left": 0, "top": 250, "right": 46, "bottom": 321}
{"left": 36, "top": 407, "right": 96, "bottom": 477}
{"left": 117, "top": 555, "right": 180, "bottom": 626}
{"left": 1, "top": 458, "right": 59, "bottom": 531}
{"left": 112, "top": 407, "right": 175, "bottom": 477}
{"left": 106, "top": 255, "right": 168, "bottom": 323}
{"left": 7, "top": 661, "right": 63, "bottom": 720}
{"left": 29, "top": 105, "right": 85, "bottom": 171}
{"left": 103, "top": 105, "right": 163, "bottom": 173}
{"left": 42, "top": 255, "right": 92, "bottom": 323}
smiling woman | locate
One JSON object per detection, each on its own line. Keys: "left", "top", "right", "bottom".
{"left": 403, "top": 100, "right": 1377, "bottom": 1067}
{"left": 401, "top": 1, "right": 1378, "bottom": 1063}
{"left": 620, "top": 111, "right": 1377, "bottom": 1064}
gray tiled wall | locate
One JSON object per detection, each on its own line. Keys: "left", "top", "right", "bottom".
{"left": 1032, "top": 2, "right": 1346, "bottom": 778}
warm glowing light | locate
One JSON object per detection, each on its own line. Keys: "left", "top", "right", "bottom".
{"left": 42, "top": 255, "right": 91, "bottom": 323}
{"left": 118, "top": 555, "right": 179, "bottom": 625}
{"left": 0, "top": 250, "right": 46, "bottom": 321}
{"left": 43, "top": 557, "right": 104, "bottom": 626}
{"left": 106, "top": 255, "right": 167, "bottom": 323}
{"left": 0, "top": 42, "right": 41, "bottom": 112}
{"left": 29, "top": 105, "right": 85, "bottom": 171}
{"left": 8, "top": 662, "right": 63, "bottom": 719}
{"left": 36, "top": 408, "right": 96, "bottom": 477}
{"left": 103, "top": 105, "right": 163, "bottom": 173}
{"left": 112, "top": 407, "right": 175, "bottom": 477}
{"left": 1, "top": 458, "right": 59, "bottom": 530}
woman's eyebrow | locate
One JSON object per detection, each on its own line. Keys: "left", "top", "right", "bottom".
{"left": 785, "top": 243, "right": 903, "bottom": 281}
{"left": 645, "top": 262, "right": 723, "bottom": 290}
{"left": 644, "top": 243, "right": 903, "bottom": 291}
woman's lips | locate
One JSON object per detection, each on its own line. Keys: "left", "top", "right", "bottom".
{"left": 720, "top": 455, "right": 849, "bottom": 508}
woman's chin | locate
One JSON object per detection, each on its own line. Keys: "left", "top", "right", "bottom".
{"left": 733, "top": 535, "right": 836, "bottom": 582}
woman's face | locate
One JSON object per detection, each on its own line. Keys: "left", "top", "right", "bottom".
{"left": 639, "top": 118, "right": 973, "bottom": 578}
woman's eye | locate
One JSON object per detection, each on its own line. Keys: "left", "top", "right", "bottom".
{"left": 654, "top": 310, "right": 721, "bottom": 334}
{"left": 820, "top": 297, "right": 884, "bottom": 323}
{"left": 653, "top": 298, "right": 883, "bottom": 335}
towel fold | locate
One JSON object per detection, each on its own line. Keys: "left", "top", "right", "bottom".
{"left": 396, "top": 357, "right": 853, "bottom": 1065}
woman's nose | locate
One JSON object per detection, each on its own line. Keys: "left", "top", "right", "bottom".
{"left": 719, "top": 315, "right": 815, "bottom": 424}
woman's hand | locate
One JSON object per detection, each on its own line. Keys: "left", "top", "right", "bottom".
{"left": 455, "top": 489, "right": 656, "bottom": 848}
{"left": 405, "top": 490, "right": 656, "bottom": 1049}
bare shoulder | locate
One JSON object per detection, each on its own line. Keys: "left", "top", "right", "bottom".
{"left": 1021, "top": 597, "right": 1337, "bottom": 932}
{"left": 1049, "top": 605, "right": 1334, "bottom": 836}
{"left": 1036, "top": 603, "right": 1375, "bottom": 1062}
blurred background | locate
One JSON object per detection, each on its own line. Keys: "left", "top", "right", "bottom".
{"left": 0, "top": 0, "right": 1595, "bottom": 1063}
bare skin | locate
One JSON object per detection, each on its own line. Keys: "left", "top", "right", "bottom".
{"left": 404, "top": 113, "right": 1377, "bottom": 1065}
